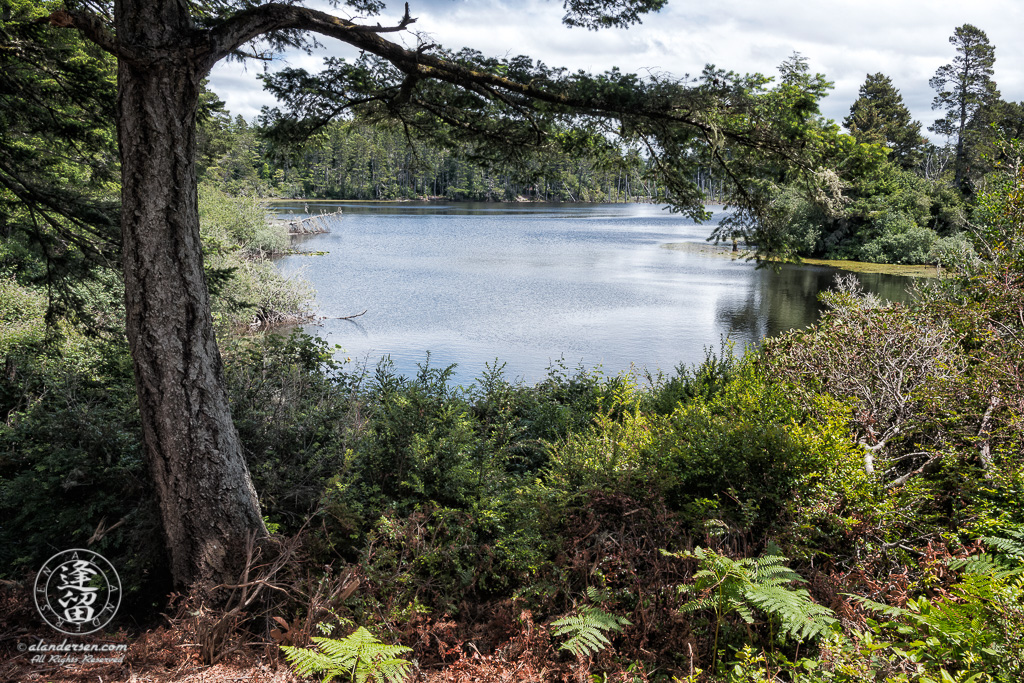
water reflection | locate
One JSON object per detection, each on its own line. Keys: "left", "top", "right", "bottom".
{"left": 274, "top": 202, "right": 919, "bottom": 385}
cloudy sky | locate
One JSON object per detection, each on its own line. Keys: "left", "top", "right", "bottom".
{"left": 208, "top": 0, "right": 1024, "bottom": 139}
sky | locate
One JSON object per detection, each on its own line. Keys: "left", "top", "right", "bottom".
{"left": 208, "top": 0, "right": 1024, "bottom": 139}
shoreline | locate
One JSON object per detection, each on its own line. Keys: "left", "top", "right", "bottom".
{"left": 660, "top": 242, "right": 940, "bottom": 278}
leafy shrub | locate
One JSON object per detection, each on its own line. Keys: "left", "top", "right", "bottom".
{"left": 845, "top": 533, "right": 1024, "bottom": 683}
{"left": 0, "top": 336, "right": 168, "bottom": 607}
{"left": 197, "top": 181, "right": 314, "bottom": 330}
{"left": 198, "top": 181, "right": 286, "bottom": 258}
{"left": 661, "top": 362, "right": 859, "bottom": 531}
{"left": 858, "top": 211, "right": 938, "bottom": 264}
{"left": 641, "top": 344, "right": 740, "bottom": 415}
{"left": 0, "top": 277, "right": 46, "bottom": 358}
{"left": 223, "top": 332, "right": 357, "bottom": 531}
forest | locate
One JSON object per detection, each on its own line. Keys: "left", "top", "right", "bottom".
{"left": 1, "top": 1, "right": 1023, "bottom": 682}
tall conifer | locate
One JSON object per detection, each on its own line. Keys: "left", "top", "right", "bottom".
{"left": 929, "top": 24, "right": 999, "bottom": 191}
{"left": 845, "top": 73, "right": 924, "bottom": 169}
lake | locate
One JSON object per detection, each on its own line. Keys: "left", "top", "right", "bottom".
{"left": 273, "top": 202, "right": 917, "bottom": 386}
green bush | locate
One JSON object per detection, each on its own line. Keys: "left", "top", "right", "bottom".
{"left": 198, "top": 182, "right": 286, "bottom": 258}
{"left": 661, "top": 363, "right": 860, "bottom": 531}
{"left": 0, "top": 336, "right": 168, "bottom": 607}
{"left": 197, "top": 181, "right": 314, "bottom": 330}
{"left": 858, "top": 211, "right": 938, "bottom": 264}
{"left": 224, "top": 332, "right": 357, "bottom": 531}
{"left": 0, "top": 278, "right": 46, "bottom": 358}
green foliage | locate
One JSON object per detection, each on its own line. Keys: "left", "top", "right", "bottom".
{"left": 197, "top": 181, "right": 314, "bottom": 329}
{"left": 248, "top": 113, "right": 658, "bottom": 203}
{"left": 845, "top": 73, "right": 926, "bottom": 170}
{"left": 929, "top": 24, "right": 1000, "bottom": 191}
{"left": 641, "top": 345, "right": 739, "bottom": 415}
{"left": 223, "top": 332, "right": 356, "bottom": 530}
{"left": 0, "top": 333, "right": 167, "bottom": 605}
{"left": 551, "top": 587, "right": 632, "bottom": 657}
{"left": 0, "top": 0, "right": 120, "bottom": 328}
{"left": 664, "top": 361, "right": 860, "bottom": 531}
{"left": 849, "top": 539, "right": 1024, "bottom": 683}
{"left": 975, "top": 527, "right": 1024, "bottom": 561}
{"left": 282, "top": 626, "right": 412, "bottom": 683}
{"left": 198, "top": 182, "right": 286, "bottom": 258}
{"left": 672, "top": 546, "right": 836, "bottom": 649}
{"left": 857, "top": 212, "right": 940, "bottom": 265}
{"left": 0, "top": 277, "right": 46, "bottom": 357}
{"left": 765, "top": 155, "right": 964, "bottom": 264}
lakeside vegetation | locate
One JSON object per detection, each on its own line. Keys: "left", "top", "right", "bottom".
{"left": 2, "top": 2, "right": 1024, "bottom": 682}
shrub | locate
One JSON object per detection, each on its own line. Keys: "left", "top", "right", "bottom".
{"left": 661, "top": 362, "right": 860, "bottom": 532}
{"left": 0, "top": 336, "right": 168, "bottom": 608}
{"left": 223, "top": 332, "right": 357, "bottom": 531}
{"left": 197, "top": 181, "right": 314, "bottom": 330}
{"left": 858, "top": 211, "right": 938, "bottom": 264}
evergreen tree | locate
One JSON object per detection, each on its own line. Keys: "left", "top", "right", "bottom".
{"left": 0, "top": 0, "right": 120, "bottom": 325}
{"left": 929, "top": 24, "right": 999, "bottom": 191}
{"left": 844, "top": 73, "right": 924, "bottom": 169}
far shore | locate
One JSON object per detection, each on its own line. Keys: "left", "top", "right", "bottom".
{"left": 264, "top": 196, "right": 679, "bottom": 205}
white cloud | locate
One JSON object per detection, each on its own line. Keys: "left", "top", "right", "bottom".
{"left": 208, "top": 0, "right": 1024, "bottom": 138}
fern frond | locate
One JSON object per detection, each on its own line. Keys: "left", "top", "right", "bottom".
{"left": 751, "top": 554, "right": 802, "bottom": 587}
{"left": 282, "top": 627, "right": 412, "bottom": 683}
{"left": 675, "top": 546, "right": 837, "bottom": 645}
{"left": 979, "top": 527, "right": 1024, "bottom": 561}
{"left": 552, "top": 605, "right": 632, "bottom": 657}
{"left": 846, "top": 594, "right": 909, "bottom": 618}
{"left": 951, "top": 554, "right": 1024, "bottom": 585}
{"left": 281, "top": 645, "right": 338, "bottom": 679}
{"left": 745, "top": 585, "right": 836, "bottom": 641}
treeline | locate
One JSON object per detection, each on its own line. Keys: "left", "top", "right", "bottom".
{"left": 197, "top": 109, "right": 701, "bottom": 203}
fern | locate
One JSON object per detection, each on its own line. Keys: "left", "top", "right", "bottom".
{"left": 948, "top": 526, "right": 1024, "bottom": 585}
{"left": 978, "top": 526, "right": 1024, "bottom": 561}
{"left": 281, "top": 626, "right": 413, "bottom": 683}
{"left": 738, "top": 585, "right": 822, "bottom": 641}
{"left": 668, "top": 545, "right": 836, "bottom": 672}
{"left": 848, "top": 536, "right": 1024, "bottom": 682}
{"left": 551, "top": 589, "right": 632, "bottom": 658}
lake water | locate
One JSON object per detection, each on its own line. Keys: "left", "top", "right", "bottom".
{"left": 274, "top": 202, "right": 916, "bottom": 386}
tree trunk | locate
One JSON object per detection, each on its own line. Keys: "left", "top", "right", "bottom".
{"left": 116, "top": 0, "right": 266, "bottom": 589}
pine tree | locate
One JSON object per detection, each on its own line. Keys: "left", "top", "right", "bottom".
{"left": 845, "top": 73, "right": 925, "bottom": 169}
{"left": 929, "top": 24, "right": 1000, "bottom": 191}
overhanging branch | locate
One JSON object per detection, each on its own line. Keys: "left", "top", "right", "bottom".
{"left": 46, "top": 9, "right": 127, "bottom": 60}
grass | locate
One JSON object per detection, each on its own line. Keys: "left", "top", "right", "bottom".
{"left": 661, "top": 242, "right": 940, "bottom": 278}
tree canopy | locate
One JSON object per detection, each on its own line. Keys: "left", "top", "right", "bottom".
{"left": 844, "top": 72, "right": 925, "bottom": 170}
{"left": 0, "top": 0, "right": 119, "bottom": 327}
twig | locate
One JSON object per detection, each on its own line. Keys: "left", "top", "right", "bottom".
{"left": 323, "top": 309, "right": 367, "bottom": 320}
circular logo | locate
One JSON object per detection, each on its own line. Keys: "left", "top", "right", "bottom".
{"left": 34, "top": 549, "right": 121, "bottom": 635}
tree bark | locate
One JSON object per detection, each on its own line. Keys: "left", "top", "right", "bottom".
{"left": 116, "top": 0, "right": 266, "bottom": 589}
